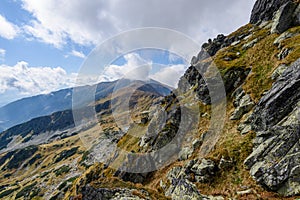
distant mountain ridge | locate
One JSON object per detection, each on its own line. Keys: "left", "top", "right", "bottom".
{"left": 0, "top": 79, "right": 172, "bottom": 131}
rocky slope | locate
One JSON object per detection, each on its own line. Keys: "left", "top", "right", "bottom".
{"left": 0, "top": 0, "right": 300, "bottom": 199}
{"left": 67, "top": 0, "right": 300, "bottom": 199}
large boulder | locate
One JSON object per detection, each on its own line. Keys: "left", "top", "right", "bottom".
{"left": 166, "top": 179, "right": 204, "bottom": 200}
{"left": 271, "top": 1, "right": 298, "bottom": 34}
{"left": 250, "top": 0, "right": 292, "bottom": 24}
{"left": 251, "top": 0, "right": 300, "bottom": 33}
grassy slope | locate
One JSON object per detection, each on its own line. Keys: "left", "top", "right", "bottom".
{"left": 69, "top": 23, "right": 300, "bottom": 199}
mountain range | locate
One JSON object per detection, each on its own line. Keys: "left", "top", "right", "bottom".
{"left": 0, "top": 79, "right": 171, "bottom": 131}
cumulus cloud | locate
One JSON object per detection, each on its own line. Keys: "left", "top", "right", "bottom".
{"left": 0, "top": 15, "right": 19, "bottom": 39}
{"left": 97, "top": 53, "right": 186, "bottom": 87}
{"left": 150, "top": 64, "right": 186, "bottom": 87}
{"left": 20, "top": 0, "right": 255, "bottom": 48}
{"left": 0, "top": 61, "right": 78, "bottom": 95}
{"left": 99, "top": 53, "right": 152, "bottom": 82}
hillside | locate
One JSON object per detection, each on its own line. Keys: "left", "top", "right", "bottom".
{"left": 0, "top": 0, "right": 299, "bottom": 199}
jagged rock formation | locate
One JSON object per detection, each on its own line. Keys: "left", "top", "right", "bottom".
{"left": 191, "top": 32, "right": 252, "bottom": 65}
{"left": 271, "top": 1, "right": 299, "bottom": 33}
{"left": 244, "top": 58, "right": 300, "bottom": 196}
{"left": 250, "top": 0, "right": 292, "bottom": 24}
{"left": 162, "top": 159, "right": 219, "bottom": 199}
{"left": 251, "top": 0, "right": 300, "bottom": 33}
{"left": 178, "top": 63, "right": 250, "bottom": 105}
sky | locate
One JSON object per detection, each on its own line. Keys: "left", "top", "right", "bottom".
{"left": 0, "top": 0, "right": 256, "bottom": 107}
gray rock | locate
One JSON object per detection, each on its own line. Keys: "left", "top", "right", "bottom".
{"left": 242, "top": 38, "right": 259, "bottom": 50}
{"left": 230, "top": 89, "right": 255, "bottom": 120}
{"left": 178, "top": 146, "right": 194, "bottom": 161}
{"left": 250, "top": 58, "right": 300, "bottom": 131}
{"left": 191, "top": 159, "right": 216, "bottom": 183}
{"left": 238, "top": 123, "right": 252, "bottom": 135}
{"left": 245, "top": 125, "right": 300, "bottom": 196}
{"left": 231, "top": 40, "right": 241, "bottom": 46}
{"left": 167, "top": 166, "right": 183, "bottom": 182}
{"left": 237, "top": 112, "right": 253, "bottom": 135}
{"left": 279, "top": 101, "right": 300, "bottom": 126}
{"left": 250, "top": 0, "right": 292, "bottom": 24}
{"left": 271, "top": 64, "right": 288, "bottom": 80}
{"left": 277, "top": 47, "right": 293, "bottom": 60}
{"left": 167, "top": 179, "right": 204, "bottom": 200}
{"left": 191, "top": 33, "right": 251, "bottom": 66}
{"left": 274, "top": 32, "right": 297, "bottom": 47}
{"left": 244, "top": 58, "right": 300, "bottom": 196}
{"left": 81, "top": 185, "right": 150, "bottom": 200}
{"left": 271, "top": 2, "right": 298, "bottom": 34}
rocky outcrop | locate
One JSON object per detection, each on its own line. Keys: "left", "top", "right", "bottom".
{"left": 244, "top": 58, "right": 300, "bottom": 196}
{"left": 230, "top": 87, "right": 255, "bottom": 120}
{"left": 80, "top": 185, "right": 151, "bottom": 200}
{"left": 191, "top": 33, "right": 252, "bottom": 65}
{"left": 250, "top": 59, "right": 300, "bottom": 131}
{"left": 178, "top": 64, "right": 250, "bottom": 105}
{"left": 250, "top": 0, "right": 292, "bottom": 24}
{"left": 166, "top": 179, "right": 204, "bottom": 200}
{"left": 164, "top": 159, "right": 217, "bottom": 186}
{"left": 162, "top": 159, "right": 217, "bottom": 199}
{"left": 271, "top": 1, "right": 298, "bottom": 33}
{"left": 251, "top": 0, "right": 300, "bottom": 33}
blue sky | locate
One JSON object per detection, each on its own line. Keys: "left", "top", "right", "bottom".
{"left": 0, "top": 0, "right": 255, "bottom": 106}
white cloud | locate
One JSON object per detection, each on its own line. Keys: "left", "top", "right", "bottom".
{"left": 150, "top": 64, "right": 186, "bottom": 87}
{"left": 99, "top": 53, "right": 152, "bottom": 82}
{"left": 20, "top": 0, "right": 256, "bottom": 48}
{"left": 23, "top": 20, "right": 66, "bottom": 48}
{"left": 97, "top": 52, "right": 186, "bottom": 87}
{"left": 0, "top": 61, "right": 76, "bottom": 95}
{"left": 70, "top": 50, "right": 86, "bottom": 58}
{"left": 0, "top": 15, "right": 19, "bottom": 40}
{"left": 0, "top": 49, "right": 6, "bottom": 62}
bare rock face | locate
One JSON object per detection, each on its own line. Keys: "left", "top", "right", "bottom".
{"left": 250, "top": 0, "right": 292, "bottom": 24}
{"left": 251, "top": 0, "right": 300, "bottom": 33}
{"left": 271, "top": 1, "right": 298, "bottom": 34}
{"left": 245, "top": 58, "right": 300, "bottom": 196}
{"left": 251, "top": 59, "right": 300, "bottom": 132}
